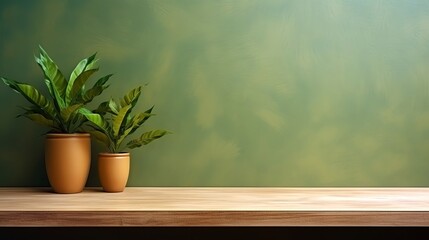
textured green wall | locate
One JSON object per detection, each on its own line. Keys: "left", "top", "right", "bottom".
{"left": 1, "top": 0, "right": 429, "bottom": 186}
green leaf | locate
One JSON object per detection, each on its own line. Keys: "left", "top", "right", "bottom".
{"left": 115, "top": 127, "right": 133, "bottom": 151}
{"left": 93, "top": 101, "right": 110, "bottom": 115}
{"left": 113, "top": 104, "right": 132, "bottom": 138}
{"left": 109, "top": 99, "right": 119, "bottom": 114}
{"left": 44, "top": 78, "right": 66, "bottom": 111}
{"left": 2, "top": 77, "right": 55, "bottom": 118}
{"left": 80, "top": 74, "right": 112, "bottom": 103}
{"left": 38, "top": 60, "right": 65, "bottom": 110}
{"left": 126, "top": 111, "right": 154, "bottom": 135}
{"left": 120, "top": 86, "right": 141, "bottom": 108}
{"left": 69, "top": 53, "right": 97, "bottom": 84}
{"left": 88, "top": 129, "right": 110, "bottom": 150}
{"left": 17, "top": 105, "right": 58, "bottom": 126}
{"left": 84, "top": 113, "right": 105, "bottom": 129}
{"left": 70, "top": 59, "right": 88, "bottom": 85}
{"left": 80, "top": 85, "right": 108, "bottom": 104}
{"left": 67, "top": 112, "right": 87, "bottom": 133}
{"left": 60, "top": 103, "right": 83, "bottom": 124}
{"left": 81, "top": 111, "right": 110, "bottom": 132}
{"left": 126, "top": 129, "right": 169, "bottom": 149}
{"left": 85, "top": 58, "right": 99, "bottom": 71}
{"left": 44, "top": 79, "right": 53, "bottom": 96}
{"left": 81, "top": 111, "right": 113, "bottom": 142}
{"left": 66, "top": 68, "right": 98, "bottom": 105}
{"left": 93, "top": 74, "right": 112, "bottom": 87}
{"left": 115, "top": 111, "right": 154, "bottom": 149}
{"left": 35, "top": 46, "right": 67, "bottom": 100}
{"left": 22, "top": 113, "right": 58, "bottom": 130}
{"left": 77, "top": 107, "right": 92, "bottom": 115}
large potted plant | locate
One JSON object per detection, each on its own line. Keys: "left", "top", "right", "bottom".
{"left": 2, "top": 46, "right": 111, "bottom": 193}
{"left": 81, "top": 86, "right": 169, "bottom": 192}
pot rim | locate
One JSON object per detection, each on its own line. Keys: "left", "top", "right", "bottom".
{"left": 46, "top": 133, "right": 90, "bottom": 138}
{"left": 99, "top": 152, "right": 130, "bottom": 157}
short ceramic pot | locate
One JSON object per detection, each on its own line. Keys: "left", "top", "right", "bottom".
{"left": 98, "top": 152, "right": 130, "bottom": 192}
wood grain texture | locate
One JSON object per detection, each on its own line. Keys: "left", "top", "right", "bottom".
{"left": 1, "top": 187, "right": 429, "bottom": 226}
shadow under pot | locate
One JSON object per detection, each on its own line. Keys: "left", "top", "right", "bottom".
{"left": 98, "top": 152, "right": 130, "bottom": 192}
{"left": 45, "top": 133, "right": 91, "bottom": 194}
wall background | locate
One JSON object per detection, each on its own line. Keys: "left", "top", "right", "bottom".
{"left": 1, "top": 0, "right": 429, "bottom": 187}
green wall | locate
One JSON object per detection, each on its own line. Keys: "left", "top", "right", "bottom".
{"left": 1, "top": 0, "right": 429, "bottom": 186}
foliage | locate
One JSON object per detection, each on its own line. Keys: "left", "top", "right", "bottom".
{"left": 81, "top": 86, "right": 169, "bottom": 153}
{"left": 1, "top": 46, "right": 111, "bottom": 133}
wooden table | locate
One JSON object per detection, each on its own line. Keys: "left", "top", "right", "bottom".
{"left": 1, "top": 187, "right": 429, "bottom": 226}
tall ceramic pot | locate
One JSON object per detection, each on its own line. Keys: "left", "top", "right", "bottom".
{"left": 98, "top": 152, "right": 130, "bottom": 192}
{"left": 45, "top": 133, "right": 91, "bottom": 194}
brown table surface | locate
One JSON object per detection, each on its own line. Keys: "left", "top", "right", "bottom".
{"left": 1, "top": 187, "right": 429, "bottom": 226}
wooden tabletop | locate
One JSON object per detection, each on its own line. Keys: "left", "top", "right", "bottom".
{"left": 1, "top": 187, "right": 429, "bottom": 226}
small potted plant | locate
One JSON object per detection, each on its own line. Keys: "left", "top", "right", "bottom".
{"left": 81, "top": 86, "right": 169, "bottom": 192}
{"left": 2, "top": 46, "right": 111, "bottom": 193}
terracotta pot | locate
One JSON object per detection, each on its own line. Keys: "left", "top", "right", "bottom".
{"left": 98, "top": 152, "right": 130, "bottom": 192}
{"left": 45, "top": 133, "right": 91, "bottom": 194}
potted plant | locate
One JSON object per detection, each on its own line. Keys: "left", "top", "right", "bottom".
{"left": 2, "top": 46, "right": 111, "bottom": 193}
{"left": 81, "top": 86, "right": 169, "bottom": 192}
